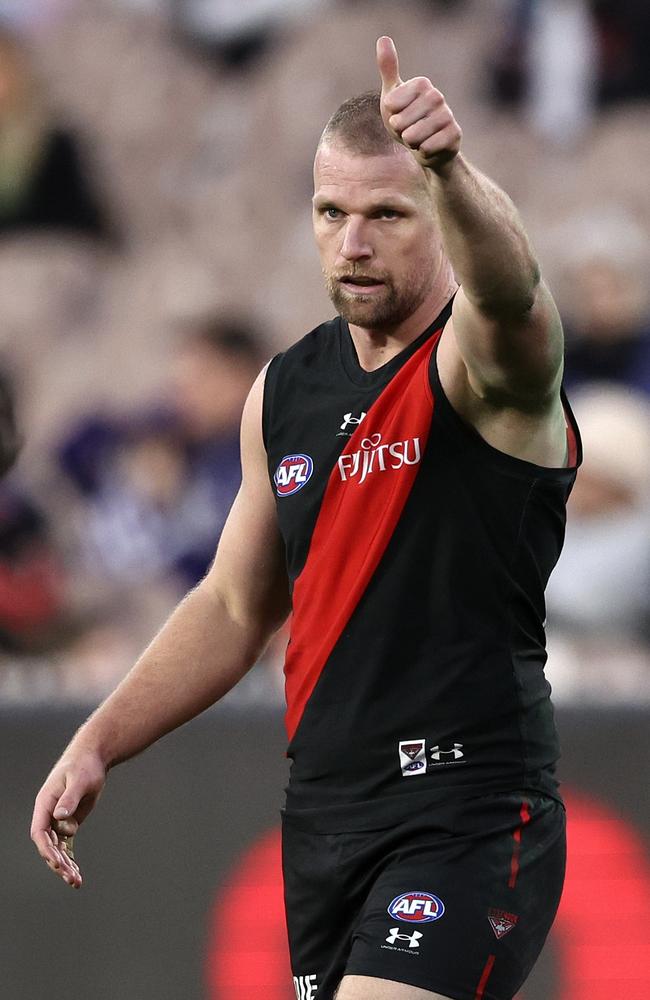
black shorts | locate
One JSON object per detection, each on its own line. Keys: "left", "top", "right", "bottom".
{"left": 282, "top": 791, "right": 566, "bottom": 1000}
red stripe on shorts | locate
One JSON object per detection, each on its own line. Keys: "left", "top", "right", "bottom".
{"left": 475, "top": 954, "right": 496, "bottom": 1000}
{"left": 508, "top": 799, "right": 531, "bottom": 889}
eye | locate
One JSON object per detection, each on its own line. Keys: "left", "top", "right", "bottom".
{"left": 375, "top": 208, "right": 400, "bottom": 220}
{"left": 323, "top": 207, "right": 342, "bottom": 220}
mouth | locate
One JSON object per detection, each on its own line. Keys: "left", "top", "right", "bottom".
{"left": 338, "top": 276, "right": 386, "bottom": 294}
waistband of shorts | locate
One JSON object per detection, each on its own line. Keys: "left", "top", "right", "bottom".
{"left": 282, "top": 774, "right": 563, "bottom": 833}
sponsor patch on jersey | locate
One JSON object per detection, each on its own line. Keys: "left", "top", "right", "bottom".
{"left": 337, "top": 433, "right": 422, "bottom": 485}
{"left": 388, "top": 891, "right": 445, "bottom": 923}
{"left": 274, "top": 454, "right": 314, "bottom": 496}
{"left": 399, "top": 739, "right": 426, "bottom": 777}
{"left": 488, "top": 908, "right": 519, "bottom": 939}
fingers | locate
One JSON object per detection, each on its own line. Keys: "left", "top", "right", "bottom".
{"left": 49, "top": 829, "right": 82, "bottom": 888}
{"left": 31, "top": 781, "right": 85, "bottom": 888}
{"left": 375, "top": 36, "right": 462, "bottom": 169}
{"left": 401, "top": 110, "right": 451, "bottom": 151}
{"left": 52, "top": 815, "right": 79, "bottom": 839}
{"left": 32, "top": 823, "right": 83, "bottom": 888}
{"left": 387, "top": 90, "right": 444, "bottom": 135}
{"left": 376, "top": 36, "right": 401, "bottom": 93}
{"left": 31, "top": 787, "right": 60, "bottom": 863}
{"left": 419, "top": 124, "right": 462, "bottom": 160}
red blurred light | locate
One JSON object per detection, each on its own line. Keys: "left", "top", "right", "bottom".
{"left": 206, "top": 789, "right": 650, "bottom": 999}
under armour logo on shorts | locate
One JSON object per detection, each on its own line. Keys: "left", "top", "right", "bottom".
{"left": 386, "top": 927, "right": 423, "bottom": 948}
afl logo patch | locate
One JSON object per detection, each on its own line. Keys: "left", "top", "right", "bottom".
{"left": 387, "top": 891, "right": 445, "bottom": 923}
{"left": 274, "top": 454, "right": 314, "bottom": 496}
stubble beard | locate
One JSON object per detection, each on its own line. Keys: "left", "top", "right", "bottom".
{"left": 324, "top": 272, "right": 428, "bottom": 330}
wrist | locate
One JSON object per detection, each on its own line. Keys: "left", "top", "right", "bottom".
{"left": 69, "top": 722, "right": 117, "bottom": 771}
{"left": 425, "top": 150, "right": 465, "bottom": 184}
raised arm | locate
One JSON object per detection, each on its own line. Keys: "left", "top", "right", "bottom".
{"left": 377, "top": 36, "right": 564, "bottom": 412}
{"left": 30, "top": 367, "right": 290, "bottom": 887}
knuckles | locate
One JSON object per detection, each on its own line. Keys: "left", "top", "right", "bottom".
{"left": 383, "top": 76, "right": 442, "bottom": 111}
{"left": 388, "top": 104, "right": 462, "bottom": 160}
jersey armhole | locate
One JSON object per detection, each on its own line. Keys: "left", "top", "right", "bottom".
{"left": 428, "top": 335, "right": 583, "bottom": 477}
{"left": 560, "top": 388, "right": 582, "bottom": 469}
{"left": 261, "top": 353, "right": 284, "bottom": 453}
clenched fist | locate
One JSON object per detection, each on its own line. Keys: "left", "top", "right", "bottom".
{"left": 377, "top": 36, "right": 462, "bottom": 173}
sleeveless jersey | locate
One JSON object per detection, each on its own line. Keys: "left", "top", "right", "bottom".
{"left": 263, "top": 300, "right": 582, "bottom": 830}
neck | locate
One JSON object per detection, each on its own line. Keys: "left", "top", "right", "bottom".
{"left": 348, "top": 262, "right": 457, "bottom": 372}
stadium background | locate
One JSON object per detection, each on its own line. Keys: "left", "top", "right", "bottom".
{"left": 1, "top": 0, "right": 649, "bottom": 997}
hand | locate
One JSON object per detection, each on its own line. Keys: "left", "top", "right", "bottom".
{"left": 376, "top": 35, "right": 462, "bottom": 174}
{"left": 30, "top": 747, "right": 107, "bottom": 888}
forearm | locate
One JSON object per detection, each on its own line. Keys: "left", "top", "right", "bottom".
{"left": 67, "top": 580, "right": 273, "bottom": 769}
{"left": 428, "top": 155, "right": 540, "bottom": 316}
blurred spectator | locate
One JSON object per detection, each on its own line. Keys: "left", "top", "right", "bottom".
{"left": 559, "top": 210, "right": 650, "bottom": 395}
{"left": 0, "top": 484, "right": 68, "bottom": 655}
{"left": 488, "top": 0, "right": 650, "bottom": 123}
{"left": 0, "top": 366, "right": 69, "bottom": 660}
{"left": 528, "top": 0, "right": 597, "bottom": 145}
{"left": 171, "top": 0, "right": 322, "bottom": 71}
{"left": 548, "top": 385, "right": 650, "bottom": 636}
{"left": 592, "top": 0, "right": 650, "bottom": 105}
{"left": 0, "top": 22, "right": 113, "bottom": 240}
{"left": 545, "top": 385, "right": 650, "bottom": 702}
{"left": 58, "top": 315, "right": 267, "bottom": 593}
{"left": 563, "top": 259, "right": 650, "bottom": 394}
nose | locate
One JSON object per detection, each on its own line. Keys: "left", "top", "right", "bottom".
{"left": 339, "top": 217, "right": 372, "bottom": 262}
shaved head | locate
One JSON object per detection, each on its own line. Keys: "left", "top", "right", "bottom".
{"left": 318, "top": 90, "right": 401, "bottom": 158}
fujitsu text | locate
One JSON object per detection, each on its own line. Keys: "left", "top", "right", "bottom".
{"left": 338, "top": 433, "right": 421, "bottom": 485}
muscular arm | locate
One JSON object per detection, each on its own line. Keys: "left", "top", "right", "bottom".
{"left": 31, "top": 367, "right": 290, "bottom": 883}
{"left": 428, "top": 157, "right": 563, "bottom": 404}
{"left": 378, "top": 35, "right": 564, "bottom": 408}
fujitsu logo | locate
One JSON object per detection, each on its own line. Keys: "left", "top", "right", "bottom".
{"left": 338, "top": 433, "right": 421, "bottom": 485}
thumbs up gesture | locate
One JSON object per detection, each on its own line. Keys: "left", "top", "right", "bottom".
{"left": 377, "top": 36, "right": 462, "bottom": 174}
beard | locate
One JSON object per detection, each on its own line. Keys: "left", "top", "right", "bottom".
{"left": 324, "top": 270, "right": 429, "bottom": 329}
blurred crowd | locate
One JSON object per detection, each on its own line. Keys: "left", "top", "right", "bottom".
{"left": 0, "top": 0, "right": 647, "bottom": 705}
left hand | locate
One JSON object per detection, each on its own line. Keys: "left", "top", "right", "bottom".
{"left": 376, "top": 35, "right": 462, "bottom": 174}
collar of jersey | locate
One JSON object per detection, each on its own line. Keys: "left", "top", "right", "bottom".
{"left": 337, "top": 299, "right": 454, "bottom": 389}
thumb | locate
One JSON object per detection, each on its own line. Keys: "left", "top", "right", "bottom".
{"left": 53, "top": 785, "right": 83, "bottom": 820}
{"left": 376, "top": 36, "right": 402, "bottom": 94}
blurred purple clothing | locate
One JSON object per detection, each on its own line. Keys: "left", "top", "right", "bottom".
{"left": 563, "top": 323, "right": 650, "bottom": 396}
{"left": 58, "top": 414, "right": 241, "bottom": 588}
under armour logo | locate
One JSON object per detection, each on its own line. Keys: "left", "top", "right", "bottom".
{"left": 430, "top": 743, "right": 464, "bottom": 763}
{"left": 386, "top": 927, "right": 423, "bottom": 948}
{"left": 340, "top": 411, "right": 367, "bottom": 432}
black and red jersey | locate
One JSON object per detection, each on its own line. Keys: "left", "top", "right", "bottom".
{"left": 263, "top": 299, "right": 581, "bottom": 830}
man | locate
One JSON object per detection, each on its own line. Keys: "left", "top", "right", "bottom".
{"left": 31, "top": 37, "right": 580, "bottom": 1000}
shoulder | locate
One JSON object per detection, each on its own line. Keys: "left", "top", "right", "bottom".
{"left": 269, "top": 317, "right": 339, "bottom": 372}
{"left": 262, "top": 317, "right": 339, "bottom": 444}
{"left": 263, "top": 317, "right": 340, "bottom": 397}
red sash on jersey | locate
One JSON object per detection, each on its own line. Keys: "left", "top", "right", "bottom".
{"left": 284, "top": 329, "right": 442, "bottom": 742}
